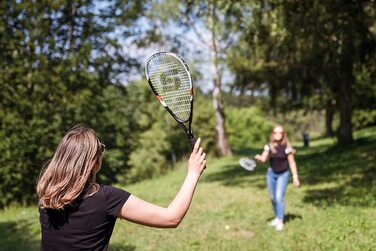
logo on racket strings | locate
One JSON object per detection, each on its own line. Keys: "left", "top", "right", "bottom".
{"left": 159, "top": 68, "right": 181, "bottom": 92}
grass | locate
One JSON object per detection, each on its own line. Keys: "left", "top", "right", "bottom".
{"left": 0, "top": 127, "right": 375, "bottom": 251}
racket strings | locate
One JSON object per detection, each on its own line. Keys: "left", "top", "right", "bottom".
{"left": 147, "top": 56, "right": 192, "bottom": 121}
{"left": 239, "top": 158, "right": 257, "bottom": 171}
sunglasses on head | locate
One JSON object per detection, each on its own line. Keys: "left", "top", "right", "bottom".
{"left": 100, "top": 143, "right": 106, "bottom": 153}
{"left": 273, "top": 131, "right": 283, "bottom": 134}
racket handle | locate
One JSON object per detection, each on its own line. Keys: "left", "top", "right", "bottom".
{"left": 188, "top": 137, "right": 197, "bottom": 149}
{"left": 188, "top": 137, "right": 206, "bottom": 170}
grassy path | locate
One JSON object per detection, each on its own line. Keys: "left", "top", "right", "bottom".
{"left": 0, "top": 127, "right": 375, "bottom": 251}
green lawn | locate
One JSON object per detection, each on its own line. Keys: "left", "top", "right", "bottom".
{"left": 1, "top": 127, "right": 375, "bottom": 251}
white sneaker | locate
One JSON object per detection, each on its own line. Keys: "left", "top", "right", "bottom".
{"left": 275, "top": 222, "right": 284, "bottom": 231}
{"left": 268, "top": 218, "right": 279, "bottom": 227}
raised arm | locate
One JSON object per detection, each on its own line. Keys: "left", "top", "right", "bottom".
{"left": 118, "top": 138, "right": 206, "bottom": 228}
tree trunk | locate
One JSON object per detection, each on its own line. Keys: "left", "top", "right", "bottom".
{"left": 212, "top": 75, "right": 232, "bottom": 156}
{"left": 325, "top": 99, "right": 335, "bottom": 137}
{"left": 337, "top": 29, "right": 354, "bottom": 145}
{"left": 208, "top": 4, "right": 232, "bottom": 156}
{"left": 337, "top": 77, "right": 353, "bottom": 144}
{"left": 210, "top": 46, "right": 232, "bottom": 156}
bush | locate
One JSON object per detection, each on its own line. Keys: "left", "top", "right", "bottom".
{"left": 352, "top": 109, "right": 376, "bottom": 129}
{"left": 225, "top": 106, "right": 273, "bottom": 150}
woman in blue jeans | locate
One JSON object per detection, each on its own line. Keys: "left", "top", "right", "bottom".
{"left": 255, "top": 125, "right": 300, "bottom": 231}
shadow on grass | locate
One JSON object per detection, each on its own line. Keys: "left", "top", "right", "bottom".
{"left": 266, "top": 213, "right": 303, "bottom": 224}
{"left": 0, "top": 221, "right": 39, "bottom": 251}
{"left": 297, "top": 137, "right": 375, "bottom": 182}
{"left": 298, "top": 136, "right": 376, "bottom": 208}
{"left": 109, "top": 243, "right": 137, "bottom": 251}
{"left": 284, "top": 213, "right": 303, "bottom": 223}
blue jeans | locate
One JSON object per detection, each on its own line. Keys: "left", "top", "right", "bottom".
{"left": 266, "top": 167, "right": 290, "bottom": 221}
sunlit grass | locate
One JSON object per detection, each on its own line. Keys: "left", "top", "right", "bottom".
{"left": 0, "top": 207, "right": 40, "bottom": 251}
{"left": 0, "top": 126, "right": 375, "bottom": 251}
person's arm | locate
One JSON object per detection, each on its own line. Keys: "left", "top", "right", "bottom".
{"left": 118, "top": 138, "right": 206, "bottom": 228}
{"left": 255, "top": 144, "right": 270, "bottom": 163}
{"left": 255, "top": 151, "right": 269, "bottom": 163}
{"left": 287, "top": 154, "right": 300, "bottom": 187}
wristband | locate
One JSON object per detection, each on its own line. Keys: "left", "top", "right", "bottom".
{"left": 293, "top": 175, "right": 299, "bottom": 179}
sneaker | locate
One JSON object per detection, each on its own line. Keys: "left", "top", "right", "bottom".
{"left": 268, "top": 218, "right": 279, "bottom": 227}
{"left": 275, "top": 222, "right": 284, "bottom": 231}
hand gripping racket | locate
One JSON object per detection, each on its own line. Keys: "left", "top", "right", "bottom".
{"left": 145, "top": 52, "right": 199, "bottom": 149}
{"left": 239, "top": 158, "right": 257, "bottom": 171}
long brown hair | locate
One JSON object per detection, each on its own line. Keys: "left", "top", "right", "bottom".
{"left": 37, "top": 125, "right": 103, "bottom": 210}
{"left": 269, "top": 125, "right": 292, "bottom": 153}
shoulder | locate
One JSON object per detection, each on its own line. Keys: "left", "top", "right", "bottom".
{"left": 99, "top": 184, "right": 131, "bottom": 200}
{"left": 263, "top": 144, "right": 270, "bottom": 152}
{"left": 285, "top": 145, "right": 296, "bottom": 155}
{"left": 99, "top": 184, "right": 131, "bottom": 217}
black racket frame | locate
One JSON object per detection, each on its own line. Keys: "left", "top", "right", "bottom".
{"left": 145, "top": 52, "right": 197, "bottom": 149}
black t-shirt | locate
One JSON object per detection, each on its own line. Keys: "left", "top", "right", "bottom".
{"left": 39, "top": 185, "right": 131, "bottom": 251}
{"left": 264, "top": 143, "right": 294, "bottom": 173}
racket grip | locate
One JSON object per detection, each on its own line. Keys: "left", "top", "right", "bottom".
{"left": 188, "top": 137, "right": 206, "bottom": 170}
{"left": 188, "top": 137, "right": 197, "bottom": 149}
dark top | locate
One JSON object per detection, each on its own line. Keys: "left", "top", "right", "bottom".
{"left": 39, "top": 185, "right": 131, "bottom": 251}
{"left": 264, "top": 143, "right": 294, "bottom": 173}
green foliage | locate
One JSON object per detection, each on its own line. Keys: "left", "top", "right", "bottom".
{"left": 128, "top": 122, "right": 172, "bottom": 182}
{"left": 227, "top": 0, "right": 376, "bottom": 144}
{"left": 352, "top": 109, "right": 376, "bottom": 129}
{"left": 353, "top": 64, "right": 376, "bottom": 110}
{"left": 0, "top": 0, "right": 144, "bottom": 207}
{"left": 191, "top": 90, "right": 217, "bottom": 154}
{"left": 123, "top": 82, "right": 173, "bottom": 182}
{"left": 125, "top": 84, "right": 216, "bottom": 181}
{"left": 0, "top": 114, "right": 56, "bottom": 207}
{"left": 225, "top": 106, "right": 273, "bottom": 150}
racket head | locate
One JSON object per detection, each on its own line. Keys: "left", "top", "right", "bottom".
{"left": 145, "top": 52, "right": 193, "bottom": 123}
{"left": 239, "top": 158, "right": 257, "bottom": 171}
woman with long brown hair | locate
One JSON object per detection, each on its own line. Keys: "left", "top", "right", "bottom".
{"left": 255, "top": 125, "right": 300, "bottom": 231}
{"left": 37, "top": 125, "right": 206, "bottom": 250}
